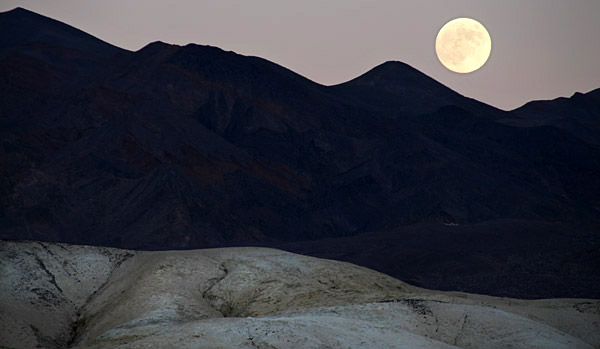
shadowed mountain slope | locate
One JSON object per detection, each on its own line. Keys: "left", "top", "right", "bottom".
{"left": 1, "top": 8, "right": 599, "bottom": 298}
{"left": 501, "top": 88, "right": 600, "bottom": 145}
{"left": 329, "top": 61, "right": 508, "bottom": 119}
{"left": 276, "top": 219, "right": 600, "bottom": 299}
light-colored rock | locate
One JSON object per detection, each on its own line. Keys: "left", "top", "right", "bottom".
{"left": 1, "top": 240, "right": 598, "bottom": 348}
{"left": 0, "top": 241, "right": 132, "bottom": 348}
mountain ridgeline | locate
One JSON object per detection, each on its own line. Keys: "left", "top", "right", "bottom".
{"left": 1, "top": 8, "right": 599, "bottom": 298}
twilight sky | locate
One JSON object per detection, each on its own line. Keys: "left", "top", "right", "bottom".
{"left": 2, "top": 0, "right": 599, "bottom": 110}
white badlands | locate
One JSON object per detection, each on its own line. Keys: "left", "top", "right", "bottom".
{"left": 1, "top": 241, "right": 598, "bottom": 348}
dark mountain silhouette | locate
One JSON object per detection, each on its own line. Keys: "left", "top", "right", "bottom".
{"left": 276, "top": 219, "right": 600, "bottom": 299}
{"left": 329, "top": 61, "right": 508, "bottom": 119}
{"left": 501, "top": 88, "right": 600, "bottom": 145}
{"left": 1, "top": 8, "right": 599, "bottom": 298}
{"left": 0, "top": 7, "right": 123, "bottom": 60}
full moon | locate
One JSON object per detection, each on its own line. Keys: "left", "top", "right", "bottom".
{"left": 435, "top": 18, "right": 491, "bottom": 74}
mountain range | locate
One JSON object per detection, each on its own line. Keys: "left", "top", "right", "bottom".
{"left": 1, "top": 7, "right": 599, "bottom": 299}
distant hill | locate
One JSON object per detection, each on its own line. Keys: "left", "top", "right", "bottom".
{"left": 501, "top": 88, "right": 600, "bottom": 145}
{"left": 1, "top": 7, "right": 599, "bottom": 298}
{"left": 330, "top": 60, "right": 507, "bottom": 119}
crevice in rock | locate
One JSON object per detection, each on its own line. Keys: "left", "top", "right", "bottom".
{"left": 33, "top": 254, "right": 64, "bottom": 294}
{"left": 65, "top": 250, "right": 135, "bottom": 347}
{"left": 453, "top": 314, "right": 469, "bottom": 346}
{"left": 30, "top": 324, "right": 65, "bottom": 349}
{"left": 202, "top": 262, "right": 230, "bottom": 316}
{"left": 36, "top": 241, "right": 57, "bottom": 257}
{"left": 379, "top": 298, "right": 442, "bottom": 316}
{"left": 67, "top": 312, "right": 85, "bottom": 348}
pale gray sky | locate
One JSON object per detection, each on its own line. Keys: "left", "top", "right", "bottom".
{"left": 2, "top": 0, "right": 599, "bottom": 110}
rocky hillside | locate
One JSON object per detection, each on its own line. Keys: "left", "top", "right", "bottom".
{"left": 1, "top": 8, "right": 599, "bottom": 300}
{"left": 1, "top": 240, "right": 598, "bottom": 348}
{"left": 2, "top": 8, "right": 600, "bottom": 248}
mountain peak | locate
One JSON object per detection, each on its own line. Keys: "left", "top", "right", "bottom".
{"left": 0, "top": 7, "right": 125, "bottom": 57}
{"left": 375, "top": 60, "right": 415, "bottom": 70}
{"left": 1, "top": 6, "right": 35, "bottom": 15}
{"left": 137, "top": 40, "right": 179, "bottom": 54}
{"left": 376, "top": 60, "right": 416, "bottom": 70}
{"left": 330, "top": 60, "right": 505, "bottom": 119}
{"left": 341, "top": 61, "right": 425, "bottom": 88}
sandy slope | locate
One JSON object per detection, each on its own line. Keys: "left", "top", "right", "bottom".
{"left": 1, "top": 240, "right": 598, "bottom": 348}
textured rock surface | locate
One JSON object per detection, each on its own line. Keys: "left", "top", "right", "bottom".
{"left": 1, "top": 240, "right": 598, "bottom": 348}
{"left": 0, "top": 241, "right": 133, "bottom": 348}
